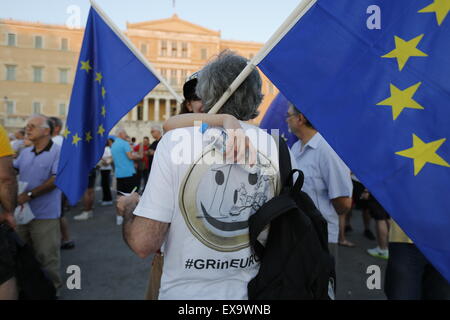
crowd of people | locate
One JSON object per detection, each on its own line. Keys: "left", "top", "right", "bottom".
{"left": 1, "top": 50, "right": 449, "bottom": 300}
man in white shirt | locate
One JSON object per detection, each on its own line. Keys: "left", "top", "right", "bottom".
{"left": 117, "top": 52, "right": 290, "bottom": 299}
{"left": 286, "top": 103, "right": 353, "bottom": 264}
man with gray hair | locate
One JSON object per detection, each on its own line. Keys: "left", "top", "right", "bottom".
{"left": 118, "top": 51, "right": 296, "bottom": 299}
{"left": 13, "top": 114, "right": 63, "bottom": 292}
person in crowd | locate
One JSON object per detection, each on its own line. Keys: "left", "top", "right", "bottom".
{"left": 148, "top": 126, "right": 162, "bottom": 172}
{"left": 385, "top": 219, "right": 450, "bottom": 299}
{"left": 99, "top": 142, "right": 113, "bottom": 206}
{"left": 11, "top": 129, "right": 25, "bottom": 157}
{"left": 286, "top": 103, "right": 354, "bottom": 267}
{"left": 348, "top": 175, "right": 375, "bottom": 240}
{"left": 133, "top": 137, "right": 150, "bottom": 192}
{"left": 365, "top": 193, "right": 390, "bottom": 260}
{"left": 13, "top": 114, "right": 63, "bottom": 293}
{"left": 118, "top": 51, "right": 290, "bottom": 299}
{"left": 49, "top": 116, "right": 74, "bottom": 249}
{"left": 73, "top": 169, "right": 96, "bottom": 221}
{"left": 0, "top": 124, "right": 19, "bottom": 300}
{"left": 111, "top": 128, "right": 141, "bottom": 226}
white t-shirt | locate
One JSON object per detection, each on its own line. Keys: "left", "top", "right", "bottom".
{"left": 134, "top": 123, "right": 295, "bottom": 300}
{"left": 99, "top": 146, "right": 112, "bottom": 170}
{"left": 291, "top": 133, "right": 353, "bottom": 243}
{"left": 52, "top": 135, "right": 64, "bottom": 147}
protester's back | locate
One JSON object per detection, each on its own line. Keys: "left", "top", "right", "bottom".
{"left": 248, "top": 138, "right": 335, "bottom": 300}
{"left": 134, "top": 123, "right": 285, "bottom": 299}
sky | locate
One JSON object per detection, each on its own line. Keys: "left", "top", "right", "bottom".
{"left": 1, "top": 0, "right": 301, "bottom": 43}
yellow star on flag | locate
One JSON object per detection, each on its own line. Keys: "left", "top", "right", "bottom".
{"left": 72, "top": 133, "right": 82, "bottom": 146}
{"left": 80, "top": 60, "right": 93, "bottom": 73}
{"left": 95, "top": 72, "right": 103, "bottom": 84}
{"left": 62, "top": 127, "right": 71, "bottom": 139}
{"left": 85, "top": 131, "right": 93, "bottom": 143}
{"left": 396, "top": 134, "right": 450, "bottom": 176}
{"left": 102, "top": 87, "right": 106, "bottom": 99}
{"left": 101, "top": 105, "right": 106, "bottom": 117}
{"left": 419, "top": 0, "right": 450, "bottom": 26}
{"left": 97, "top": 124, "right": 105, "bottom": 136}
{"left": 376, "top": 82, "right": 424, "bottom": 120}
{"left": 381, "top": 34, "right": 428, "bottom": 71}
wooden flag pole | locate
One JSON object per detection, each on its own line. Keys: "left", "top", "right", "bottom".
{"left": 89, "top": 0, "right": 183, "bottom": 104}
{"left": 208, "top": 0, "right": 317, "bottom": 115}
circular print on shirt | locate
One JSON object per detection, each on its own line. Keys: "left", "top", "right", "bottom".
{"left": 179, "top": 145, "right": 278, "bottom": 252}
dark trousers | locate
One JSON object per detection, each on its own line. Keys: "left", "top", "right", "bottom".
{"left": 142, "top": 169, "right": 150, "bottom": 191}
{"left": 100, "top": 170, "right": 112, "bottom": 202}
{"left": 385, "top": 242, "right": 450, "bottom": 300}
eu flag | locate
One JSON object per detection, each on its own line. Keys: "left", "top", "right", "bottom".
{"left": 55, "top": 6, "right": 159, "bottom": 205}
{"left": 258, "top": 0, "right": 450, "bottom": 281}
{"left": 259, "top": 93, "right": 298, "bottom": 147}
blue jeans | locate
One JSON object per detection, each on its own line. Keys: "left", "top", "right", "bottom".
{"left": 385, "top": 243, "right": 450, "bottom": 300}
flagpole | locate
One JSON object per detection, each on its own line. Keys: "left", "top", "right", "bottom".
{"left": 208, "top": 0, "right": 317, "bottom": 114}
{"left": 89, "top": 0, "right": 183, "bottom": 104}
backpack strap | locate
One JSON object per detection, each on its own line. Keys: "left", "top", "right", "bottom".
{"left": 272, "top": 135, "right": 293, "bottom": 189}
{"left": 249, "top": 194, "right": 298, "bottom": 258}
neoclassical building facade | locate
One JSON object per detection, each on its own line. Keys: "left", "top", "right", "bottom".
{"left": 0, "top": 14, "right": 278, "bottom": 138}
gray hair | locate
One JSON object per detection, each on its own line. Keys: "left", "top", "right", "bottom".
{"left": 115, "top": 126, "right": 127, "bottom": 136}
{"left": 196, "top": 51, "right": 263, "bottom": 121}
{"left": 28, "top": 114, "right": 54, "bottom": 135}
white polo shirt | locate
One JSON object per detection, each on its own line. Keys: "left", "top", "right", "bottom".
{"left": 291, "top": 133, "right": 352, "bottom": 243}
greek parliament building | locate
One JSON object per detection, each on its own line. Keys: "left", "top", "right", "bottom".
{"left": 0, "top": 15, "right": 278, "bottom": 138}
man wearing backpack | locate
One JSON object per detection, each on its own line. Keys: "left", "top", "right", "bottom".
{"left": 286, "top": 104, "right": 353, "bottom": 265}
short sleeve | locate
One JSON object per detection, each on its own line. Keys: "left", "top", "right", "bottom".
{"left": 319, "top": 146, "right": 353, "bottom": 200}
{"left": 133, "top": 135, "right": 175, "bottom": 223}
{"left": 51, "top": 146, "right": 61, "bottom": 175}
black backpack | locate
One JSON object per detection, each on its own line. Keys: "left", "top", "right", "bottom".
{"left": 248, "top": 137, "right": 336, "bottom": 300}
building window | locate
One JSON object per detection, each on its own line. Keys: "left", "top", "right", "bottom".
{"left": 33, "top": 102, "right": 41, "bottom": 114}
{"left": 7, "top": 33, "right": 16, "bottom": 46}
{"left": 59, "top": 103, "right": 66, "bottom": 117}
{"left": 171, "top": 41, "right": 177, "bottom": 57}
{"left": 170, "top": 69, "right": 177, "bottom": 86}
{"left": 181, "top": 70, "right": 188, "bottom": 83}
{"left": 6, "top": 101, "right": 14, "bottom": 115}
{"left": 5, "top": 65, "right": 16, "bottom": 81}
{"left": 201, "top": 48, "right": 207, "bottom": 60}
{"left": 61, "top": 38, "right": 69, "bottom": 51}
{"left": 33, "top": 67, "right": 43, "bottom": 82}
{"left": 141, "top": 43, "right": 147, "bottom": 55}
{"left": 35, "top": 36, "right": 43, "bottom": 49}
{"left": 181, "top": 42, "right": 188, "bottom": 58}
{"left": 59, "top": 68, "right": 69, "bottom": 84}
{"left": 161, "top": 40, "right": 167, "bottom": 56}
{"left": 160, "top": 68, "right": 167, "bottom": 80}
{"left": 137, "top": 105, "right": 143, "bottom": 121}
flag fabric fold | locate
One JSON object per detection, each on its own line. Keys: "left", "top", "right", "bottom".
{"left": 55, "top": 6, "right": 159, "bottom": 205}
{"left": 258, "top": 0, "right": 450, "bottom": 280}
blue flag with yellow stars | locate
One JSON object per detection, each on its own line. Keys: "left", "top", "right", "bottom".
{"left": 258, "top": 0, "right": 450, "bottom": 281}
{"left": 259, "top": 93, "right": 298, "bottom": 148}
{"left": 55, "top": 7, "right": 159, "bottom": 205}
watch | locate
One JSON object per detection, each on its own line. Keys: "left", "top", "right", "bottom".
{"left": 27, "top": 191, "right": 34, "bottom": 199}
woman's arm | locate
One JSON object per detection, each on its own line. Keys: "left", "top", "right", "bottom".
{"left": 163, "top": 113, "right": 239, "bottom": 132}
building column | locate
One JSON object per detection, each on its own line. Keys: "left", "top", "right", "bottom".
{"left": 143, "top": 98, "right": 149, "bottom": 121}
{"left": 165, "top": 99, "right": 171, "bottom": 120}
{"left": 176, "top": 100, "right": 181, "bottom": 114}
{"left": 154, "top": 98, "right": 160, "bottom": 122}
{"left": 132, "top": 106, "right": 138, "bottom": 121}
